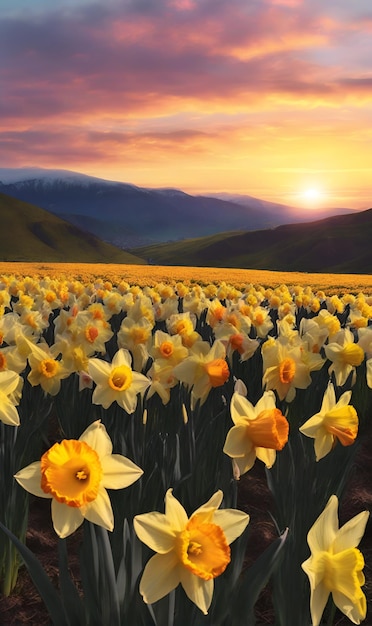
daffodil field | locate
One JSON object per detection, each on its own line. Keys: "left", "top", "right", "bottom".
{"left": 0, "top": 264, "right": 371, "bottom": 625}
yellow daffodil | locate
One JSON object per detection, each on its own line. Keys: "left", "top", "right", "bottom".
{"left": 133, "top": 489, "right": 249, "bottom": 615}
{"left": 299, "top": 383, "right": 358, "bottom": 461}
{"left": 117, "top": 316, "right": 153, "bottom": 371}
{"left": 262, "top": 336, "right": 316, "bottom": 402}
{"left": 146, "top": 359, "right": 178, "bottom": 405}
{"left": 88, "top": 348, "right": 150, "bottom": 413}
{"left": 302, "top": 495, "right": 369, "bottom": 626}
{"left": 223, "top": 391, "right": 289, "bottom": 475}
{"left": 0, "top": 369, "right": 23, "bottom": 426}
{"left": 14, "top": 420, "right": 143, "bottom": 538}
{"left": 150, "top": 330, "right": 189, "bottom": 366}
{"left": 26, "top": 340, "right": 71, "bottom": 396}
{"left": 173, "top": 339, "right": 229, "bottom": 406}
{"left": 325, "top": 328, "right": 364, "bottom": 387}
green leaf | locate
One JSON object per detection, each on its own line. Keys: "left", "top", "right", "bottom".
{"left": 0, "top": 521, "right": 68, "bottom": 626}
{"left": 58, "top": 538, "right": 85, "bottom": 626}
{"left": 231, "top": 528, "right": 289, "bottom": 626}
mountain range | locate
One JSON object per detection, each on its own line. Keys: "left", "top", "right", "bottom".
{"left": 131, "top": 208, "right": 372, "bottom": 274}
{"left": 1, "top": 167, "right": 371, "bottom": 273}
{"left": 0, "top": 168, "right": 357, "bottom": 249}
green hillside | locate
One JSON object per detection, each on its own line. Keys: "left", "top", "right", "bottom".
{"left": 132, "top": 208, "right": 372, "bottom": 273}
{"left": 0, "top": 193, "right": 145, "bottom": 264}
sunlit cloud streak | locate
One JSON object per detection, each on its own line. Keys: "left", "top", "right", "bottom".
{"left": 1, "top": 0, "right": 372, "bottom": 206}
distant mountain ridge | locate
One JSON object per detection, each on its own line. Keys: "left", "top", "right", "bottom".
{"left": 131, "top": 208, "right": 372, "bottom": 274}
{"left": 0, "top": 167, "right": 358, "bottom": 249}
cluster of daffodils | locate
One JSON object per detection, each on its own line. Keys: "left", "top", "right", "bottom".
{"left": 0, "top": 273, "right": 370, "bottom": 623}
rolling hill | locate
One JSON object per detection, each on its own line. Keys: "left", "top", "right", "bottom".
{"left": 0, "top": 193, "right": 145, "bottom": 264}
{"left": 131, "top": 208, "right": 372, "bottom": 274}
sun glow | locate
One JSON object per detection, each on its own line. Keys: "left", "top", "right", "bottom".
{"left": 300, "top": 187, "right": 325, "bottom": 207}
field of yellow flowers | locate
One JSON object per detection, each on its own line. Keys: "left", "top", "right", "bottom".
{"left": 0, "top": 262, "right": 371, "bottom": 625}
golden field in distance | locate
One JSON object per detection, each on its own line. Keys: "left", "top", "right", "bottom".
{"left": 0, "top": 262, "right": 371, "bottom": 294}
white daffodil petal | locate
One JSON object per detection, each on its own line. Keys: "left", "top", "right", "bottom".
{"left": 117, "top": 389, "right": 138, "bottom": 414}
{"left": 83, "top": 488, "right": 114, "bottom": 531}
{"left": 112, "top": 348, "right": 132, "bottom": 368}
{"left": 139, "top": 551, "right": 180, "bottom": 605}
{"left": 14, "top": 462, "right": 51, "bottom": 498}
{"left": 51, "top": 499, "right": 84, "bottom": 539}
{"left": 88, "top": 358, "right": 111, "bottom": 385}
{"left": 134, "top": 512, "right": 177, "bottom": 553}
{"left": 180, "top": 569, "right": 213, "bottom": 616}
{"left": 212, "top": 509, "right": 250, "bottom": 544}
{"left": 92, "top": 386, "right": 115, "bottom": 409}
{"left": 80, "top": 420, "right": 112, "bottom": 457}
{"left": 101, "top": 454, "right": 143, "bottom": 489}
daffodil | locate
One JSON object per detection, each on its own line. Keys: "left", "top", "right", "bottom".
{"left": 0, "top": 369, "right": 23, "bottom": 426}
{"left": 150, "top": 330, "right": 189, "bottom": 366}
{"left": 15, "top": 420, "right": 143, "bottom": 538}
{"left": 223, "top": 391, "right": 289, "bottom": 475}
{"left": 133, "top": 489, "right": 249, "bottom": 615}
{"left": 173, "top": 339, "right": 229, "bottom": 406}
{"left": 324, "top": 328, "right": 365, "bottom": 387}
{"left": 302, "top": 494, "right": 369, "bottom": 626}
{"left": 88, "top": 348, "right": 150, "bottom": 413}
{"left": 262, "top": 336, "right": 319, "bottom": 402}
{"left": 26, "top": 340, "right": 71, "bottom": 396}
{"left": 299, "top": 383, "right": 358, "bottom": 461}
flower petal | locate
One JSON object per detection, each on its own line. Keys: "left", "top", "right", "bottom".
{"left": 134, "top": 511, "right": 177, "bottom": 553}
{"left": 101, "top": 454, "right": 143, "bottom": 489}
{"left": 307, "top": 495, "right": 338, "bottom": 553}
{"left": 314, "top": 430, "right": 334, "bottom": 462}
{"left": 139, "top": 552, "right": 180, "bottom": 605}
{"left": 332, "top": 589, "right": 367, "bottom": 624}
{"left": 80, "top": 420, "right": 112, "bottom": 457}
{"left": 164, "top": 489, "right": 189, "bottom": 531}
{"left": 112, "top": 348, "right": 132, "bottom": 368}
{"left": 0, "top": 396, "right": 20, "bottom": 426}
{"left": 212, "top": 509, "right": 250, "bottom": 544}
{"left": 193, "top": 490, "right": 224, "bottom": 520}
{"left": 83, "top": 487, "right": 114, "bottom": 531}
{"left": 51, "top": 499, "right": 84, "bottom": 538}
{"left": 309, "top": 579, "right": 330, "bottom": 626}
{"left": 255, "top": 446, "right": 276, "bottom": 468}
{"left": 332, "top": 511, "right": 370, "bottom": 553}
{"left": 14, "top": 462, "right": 52, "bottom": 498}
{"left": 88, "top": 358, "right": 111, "bottom": 385}
{"left": 92, "top": 385, "right": 115, "bottom": 409}
{"left": 223, "top": 425, "right": 251, "bottom": 458}
{"left": 179, "top": 568, "right": 213, "bottom": 615}
{"left": 230, "top": 392, "right": 255, "bottom": 425}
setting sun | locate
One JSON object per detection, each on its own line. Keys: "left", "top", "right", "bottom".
{"left": 299, "top": 188, "right": 326, "bottom": 207}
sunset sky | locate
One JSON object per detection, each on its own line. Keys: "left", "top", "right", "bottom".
{"left": 1, "top": 0, "right": 372, "bottom": 209}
